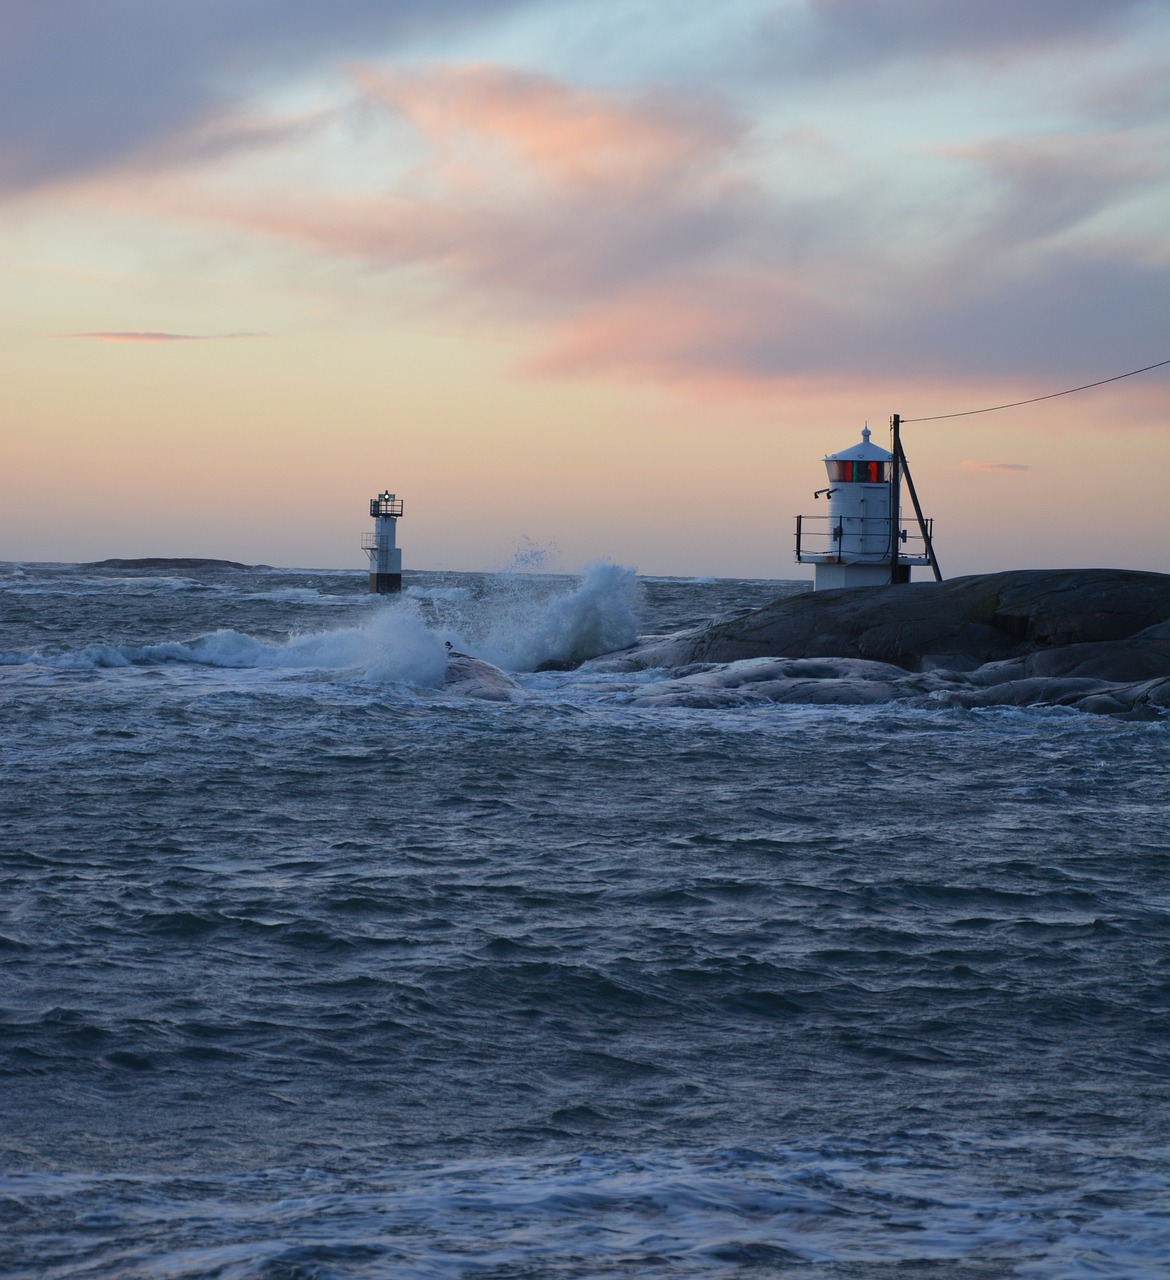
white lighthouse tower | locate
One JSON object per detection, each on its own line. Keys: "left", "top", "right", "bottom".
{"left": 362, "top": 490, "right": 404, "bottom": 593}
{"left": 795, "top": 421, "right": 940, "bottom": 590}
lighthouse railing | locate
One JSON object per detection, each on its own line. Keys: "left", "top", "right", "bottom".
{"left": 370, "top": 496, "right": 404, "bottom": 517}
{"left": 795, "top": 513, "right": 934, "bottom": 564}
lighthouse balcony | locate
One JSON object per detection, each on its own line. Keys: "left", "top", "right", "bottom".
{"left": 794, "top": 513, "right": 934, "bottom": 565}
{"left": 362, "top": 531, "right": 402, "bottom": 551}
{"left": 369, "top": 495, "right": 404, "bottom": 518}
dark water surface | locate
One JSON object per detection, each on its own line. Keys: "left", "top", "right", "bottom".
{"left": 1, "top": 562, "right": 1167, "bottom": 1277}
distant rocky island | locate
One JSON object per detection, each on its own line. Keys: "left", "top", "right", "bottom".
{"left": 592, "top": 568, "right": 1170, "bottom": 718}
{"left": 84, "top": 558, "right": 265, "bottom": 571}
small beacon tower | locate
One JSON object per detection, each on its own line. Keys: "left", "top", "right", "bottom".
{"left": 362, "top": 490, "right": 404, "bottom": 593}
{"left": 795, "top": 423, "right": 939, "bottom": 590}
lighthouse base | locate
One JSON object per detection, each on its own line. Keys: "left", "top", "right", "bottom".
{"left": 369, "top": 573, "right": 403, "bottom": 594}
{"left": 813, "top": 561, "right": 909, "bottom": 591}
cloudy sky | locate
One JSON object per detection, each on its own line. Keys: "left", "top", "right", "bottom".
{"left": 2, "top": 0, "right": 1167, "bottom": 577}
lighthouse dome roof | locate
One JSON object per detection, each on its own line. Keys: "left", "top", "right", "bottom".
{"left": 825, "top": 425, "right": 892, "bottom": 463}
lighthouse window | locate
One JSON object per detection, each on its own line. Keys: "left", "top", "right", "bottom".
{"left": 828, "top": 460, "right": 891, "bottom": 483}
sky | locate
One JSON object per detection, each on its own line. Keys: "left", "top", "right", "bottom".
{"left": 2, "top": 0, "right": 1167, "bottom": 579}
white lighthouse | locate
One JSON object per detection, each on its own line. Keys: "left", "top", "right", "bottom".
{"left": 362, "top": 490, "right": 404, "bottom": 593}
{"left": 795, "top": 421, "right": 940, "bottom": 590}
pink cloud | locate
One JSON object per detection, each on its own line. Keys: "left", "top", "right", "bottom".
{"left": 65, "top": 331, "right": 258, "bottom": 343}
{"left": 961, "top": 460, "right": 1032, "bottom": 473}
{"left": 520, "top": 273, "right": 812, "bottom": 387}
{"left": 355, "top": 64, "right": 740, "bottom": 194}
{"left": 69, "top": 332, "right": 202, "bottom": 343}
{"left": 52, "top": 61, "right": 1165, "bottom": 404}
{"left": 151, "top": 65, "right": 753, "bottom": 309}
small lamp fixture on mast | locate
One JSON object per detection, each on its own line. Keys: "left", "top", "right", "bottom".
{"left": 362, "top": 490, "right": 404, "bottom": 593}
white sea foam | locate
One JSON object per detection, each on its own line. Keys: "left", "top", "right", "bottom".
{"left": 13, "top": 603, "right": 449, "bottom": 688}
{"left": 169, "top": 607, "right": 448, "bottom": 687}
{"left": 1, "top": 564, "right": 640, "bottom": 687}
{"left": 236, "top": 586, "right": 335, "bottom": 604}
{"left": 446, "top": 561, "right": 641, "bottom": 672}
{"left": 406, "top": 585, "right": 474, "bottom": 603}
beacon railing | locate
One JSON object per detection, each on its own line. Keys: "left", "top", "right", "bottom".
{"left": 795, "top": 514, "right": 934, "bottom": 563}
{"left": 370, "top": 496, "right": 404, "bottom": 517}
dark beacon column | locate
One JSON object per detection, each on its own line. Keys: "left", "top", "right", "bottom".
{"left": 362, "top": 490, "right": 404, "bottom": 593}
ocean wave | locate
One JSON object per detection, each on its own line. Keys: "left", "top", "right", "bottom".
{"left": 230, "top": 586, "right": 338, "bottom": 604}
{"left": 0, "top": 563, "right": 641, "bottom": 685}
{"left": 446, "top": 561, "right": 641, "bottom": 672}
{"left": 405, "top": 585, "right": 474, "bottom": 603}
{"left": 2, "top": 606, "right": 449, "bottom": 687}
{"left": 2, "top": 1141, "right": 1164, "bottom": 1279}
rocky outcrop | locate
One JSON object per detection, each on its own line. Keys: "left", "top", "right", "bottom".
{"left": 443, "top": 650, "right": 522, "bottom": 701}
{"left": 607, "top": 654, "right": 1170, "bottom": 717}
{"left": 592, "top": 569, "right": 1170, "bottom": 717}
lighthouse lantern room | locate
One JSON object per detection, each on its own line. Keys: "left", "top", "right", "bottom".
{"left": 795, "top": 420, "right": 941, "bottom": 590}
{"left": 362, "top": 490, "right": 404, "bottom": 593}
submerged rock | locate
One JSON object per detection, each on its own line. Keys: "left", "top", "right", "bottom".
{"left": 593, "top": 569, "right": 1170, "bottom": 716}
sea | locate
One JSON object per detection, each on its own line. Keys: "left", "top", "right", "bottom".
{"left": 1, "top": 558, "right": 1167, "bottom": 1279}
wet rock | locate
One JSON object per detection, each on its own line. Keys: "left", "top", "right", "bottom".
{"left": 593, "top": 569, "right": 1170, "bottom": 715}
{"left": 442, "top": 651, "right": 522, "bottom": 701}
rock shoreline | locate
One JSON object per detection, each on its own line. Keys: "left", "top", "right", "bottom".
{"left": 591, "top": 569, "right": 1170, "bottom": 717}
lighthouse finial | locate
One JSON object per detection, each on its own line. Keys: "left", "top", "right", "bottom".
{"left": 861, "top": 423, "right": 871, "bottom": 443}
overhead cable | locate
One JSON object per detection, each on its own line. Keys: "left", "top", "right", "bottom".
{"left": 902, "top": 358, "right": 1170, "bottom": 423}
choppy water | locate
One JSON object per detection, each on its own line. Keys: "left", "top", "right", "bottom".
{"left": 1, "top": 560, "right": 1167, "bottom": 1278}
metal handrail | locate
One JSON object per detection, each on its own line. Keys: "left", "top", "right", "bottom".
{"left": 795, "top": 513, "right": 933, "bottom": 563}
{"left": 370, "top": 498, "right": 404, "bottom": 517}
